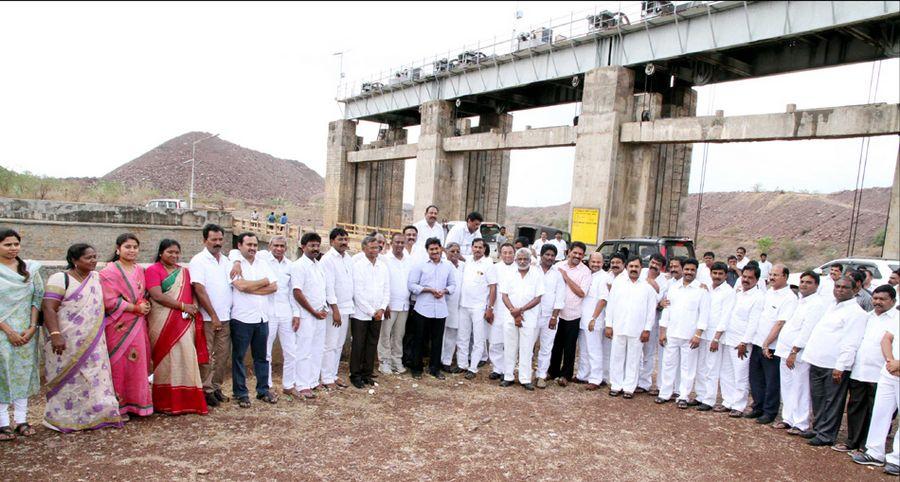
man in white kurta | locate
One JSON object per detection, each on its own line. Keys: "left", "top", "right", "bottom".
{"left": 695, "top": 262, "right": 735, "bottom": 411}
{"left": 380, "top": 233, "right": 412, "bottom": 374}
{"left": 579, "top": 252, "right": 610, "bottom": 389}
{"left": 637, "top": 254, "right": 670, "bottom": 394}
{"left": 290, "top": 234, "right": 328, "bottom": 399}
{"left": 576, "top": 252, "right": 612, "bottom": 383}
{"left": 534, "top": 244, "right": 566, "bottom": 389}
{"left": 714, "top": 265, "right": 765, "bottom": 416}
{"left": 445, "top": 212, "right": 482, "bottom": 257}
{"left": 320, "top": 228, "right": 355, "bottom": 388}
{"left": 549, "top": 232, "right": 567, "bottom": 262}
{"left": 657, "top": 258, "right": 710, "bottom": 408}
{"left": 499, "top": 248, "right": 544, "bottom": 389}
{"left": 350, "top": 237, "right": 391, "bottom": 387}
{"left": 412, "top": 205, "right": 445, "bottom": 253}
{"left": 456, "top": 238, "right": 497, "bottom": 379}
{"left": 773, "top": 271, "right": 827, "bottom": 432}
{"left": 605, "top": 256, "right": 656, "bottom": 397}
{"left": 488, "top": 243, "right": 517, "bottom": 379}
{"left": 441, "top": 242, "right": 465, "bottom": 371}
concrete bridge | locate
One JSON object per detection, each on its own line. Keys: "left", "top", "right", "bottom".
{"left": 324, "top": 0, "right": 900, "bottom": 258}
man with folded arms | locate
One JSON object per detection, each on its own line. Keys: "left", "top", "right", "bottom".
{"left": 407, "top": 237, "right": 456, "bottom": 379}
{"left": 605, "top": 256, "right": 656, "bottom": 398}
{"left": 801, "top": 275, "right": 868, "bottom": 446}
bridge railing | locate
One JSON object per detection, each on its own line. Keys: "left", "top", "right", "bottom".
{"left": 336, "top": 222, "right": 403, "bottom": 238}
{"left": 233, "top": 218, "right": 303, "bottom": 245}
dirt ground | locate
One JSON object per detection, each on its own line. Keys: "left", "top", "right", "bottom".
{"left": 1, "top": 363, "right": 895, "bottom": 481}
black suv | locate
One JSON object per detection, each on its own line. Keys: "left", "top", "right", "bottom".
{"left": 595, "top": 236, "right": 696, "bottom": 267}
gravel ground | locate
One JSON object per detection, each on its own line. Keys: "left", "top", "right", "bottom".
{"left": 1, "top": 363, "right": 895, "bottom": 481}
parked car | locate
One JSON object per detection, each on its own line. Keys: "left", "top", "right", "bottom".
{"left": 595, "top": 236, "right": 696, "bottom": 268}
{"left": 444, "top": 220, "right": 502, "bottom": 259}
{"left": 787, "top": 257, "right": 899, "bottom": 289}
{"left": 146, "top": 199, "right": 187, "bottom": 209}
{"left": 514, "top": 224, "right": 571, "bottom": 245}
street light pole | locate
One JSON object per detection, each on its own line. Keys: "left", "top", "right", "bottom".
{"left": 186, "top": 133, "right": 219, "bottom": 209}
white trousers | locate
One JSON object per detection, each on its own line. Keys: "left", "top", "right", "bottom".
{"left": 534, "top": 317, "right": 556, "bottom": 379}
{"left": 378, "top": 310, "right": 407, "bottom": 369}
{"left": 659, "top": 337, "right": 698, "bottom": 401}
{"left": 779, "top": 357, "right": 812, "bottom": 430}
{"left": 321, "top": 311, "right": 350, "bottom": 384}
{"left": 295, "top": 314, "right": 326, "bottom": 390}
{"left": 457, "top": 307, "right": 486, "bottom": 372}
{"left": 441, "top": 326, "right": 459, "bottom": 366}
{"left": 0, "top": 398, "right": 27, "bottom": 426}
{"left": 503, "top": 322, "right": 537, "bottom": 383}
{"left": 602, "top": 335, "right": 612, "bottom": 383}
{"left": 576, "top": 330, "right": 589, "bottom": 380}
{"left": 266, "top": 317, "right": 298, "bottom": 389}
{"left": 720, "top": 343, "right": 751, "bottom": 411}
{"left": 609, "top": 335, "right": 642, "bottom": 393}
{"left": 864, "top": 374, "right": 900, "bottom": 465}
{"left": 489, "top": 338, "right": 505, "bottom": 374}
{"left": 581, "top": 328, "right": 605, "bottom": 385}
{"left": 638, "top": 317, "right": 660, "bottom": 390}
{"left": 695, "top": 340, "right": 723, "bottom": 406}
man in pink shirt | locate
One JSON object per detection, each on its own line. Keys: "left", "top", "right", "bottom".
{"left": 546, "top": 241, "right": 592, "bottom": 386}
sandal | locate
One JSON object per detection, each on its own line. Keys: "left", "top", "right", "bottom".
{"left": 676, "top": 400, "right": 689, "bottom": 409}
{"left": 14, "top": 423, "right": 35, "bottom": 437}
{"left": 0, "top": 426, "right": 15, "bottom": 441}
{"left": 238, "top": 397, "right": 252, "bottom": 408}
{"left": 256, "top": 392, "right": 278, "bottom": 404}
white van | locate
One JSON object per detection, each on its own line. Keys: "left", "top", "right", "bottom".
{"left": 146, "top": 199, "right": 187, "bottom": 209}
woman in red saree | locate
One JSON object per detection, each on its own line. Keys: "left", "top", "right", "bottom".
{"left": 145, "top": 239, "right": 208, "bottom": 415}
{"left": 99, "top": 233, "right": 153, "bottom": 419}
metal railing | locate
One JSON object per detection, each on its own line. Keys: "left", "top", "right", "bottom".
{"left": 233, "top": 218, "right": 303, "bottom": 245}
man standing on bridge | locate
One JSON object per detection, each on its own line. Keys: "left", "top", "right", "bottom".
{"left": 413, "top": 205, "right": 444, "bottom": 253}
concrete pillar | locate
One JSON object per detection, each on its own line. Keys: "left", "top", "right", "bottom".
{"left": 662, "top": 85, "right": 698, "bottom": 236}
{"left": 457, "top": 113, "right": 512, "bottom": 224}
{"left": 351, "top": 128, "right": 406, "bottom": 229}
{"left": 324, "top": 120, "right": 358, "bottom": 229}
{"left": 629, "top": 93, "right": 664, "bottom": 236}
{"left": 884, "top": 152, "right": 900, "bottom": 259}
{"left": 569, "top": 66, "right": 635, "bottom": 246}
{"left": 414, "top": 100, "right": 457, "bottom": 221}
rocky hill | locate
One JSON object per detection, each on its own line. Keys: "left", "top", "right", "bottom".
{"left": 103, "top": 132, "right": 323, "bottom": 206}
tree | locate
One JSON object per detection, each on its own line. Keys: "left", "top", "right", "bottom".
{"left": 757, "top": 236, "right": 773, "bottom": 254}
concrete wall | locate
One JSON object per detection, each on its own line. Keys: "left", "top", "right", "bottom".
{"left": 0, "top": 198, "right": 231, "bottom": 227}
{"left": 884, "top": 153, "right": 900, "bottom": 260}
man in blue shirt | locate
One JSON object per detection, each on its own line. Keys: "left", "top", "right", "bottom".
{"left": 407, "top": 237, "right": 457, "bottom": 379}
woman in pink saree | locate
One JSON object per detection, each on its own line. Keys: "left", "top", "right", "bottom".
{"left": 99, "top": 233, "right": 153, "bottom": 419}
{"left": 41, "top": 243, "right": 123, "bottom": 432}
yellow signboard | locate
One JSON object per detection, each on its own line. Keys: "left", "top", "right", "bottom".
{"left": 571, "top": 208, "right": 600, "bottom": 245}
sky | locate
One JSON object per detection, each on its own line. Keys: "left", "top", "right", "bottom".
{"left": 0, "top": 1, "right": 897, "bottom": 208}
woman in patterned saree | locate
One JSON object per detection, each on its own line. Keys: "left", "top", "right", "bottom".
{"left": 99, "top": 233, "right": 153, "bottom": 419}
{"left": 0, "top": 230, "right": 43, "bottom": 440}
{"left": 145, "top": 239, "right": 208, "bottom": 415}
{"left": 41, "top": 243, "right": 123, "bottom": 432}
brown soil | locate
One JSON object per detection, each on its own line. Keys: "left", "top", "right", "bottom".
{"left": 2, "top": 364, "right": 893, "bottom": 481}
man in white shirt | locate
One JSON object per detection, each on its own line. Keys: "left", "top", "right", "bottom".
{"left": 441, "top": 242, "right": 465, "bottom": 373}
{"left": 549, "top": 232, "right": 568, "bottom": 262}
{"left": 772, "top": 270, "right": 828, "bottom": 433}
{"left": 380, "top": 232, "right": 411, "bottom": 375}
{"left": 579, "top": 252, "right": 610, "bottom": 390}
{"left": 715, "top": 265, "right": 765, "bottom": 417}
{"left": 735, "top": 246, "right": 750, "bottom": 270}
{"left": 605, "top": 256, "right": 656, "bottom": 398}
{"left": 407, "top": 237, "right": 456, "bottom": 379}
{"left": 851, "top": 300, "right": 900, "bottom": 475}
{"left": 413, "top": 205, "right": 445, "bottom": 253}
{"left": 695, "top": 262, "right": 735, "bottom": 411}
{"left": 229, "top": 233, "right": 278, "bottom": 407}
{"left": 801, "top": 275, "right": 868, "bottom": 446}
{"left": 746, "top": 263, "right": 798, "bottom": 425}
{"left": 350, "top": 236, "right": 391, "bottom": 388}
{"left": 402, "top": 224, "right": 426, "bottom": 266}
{"left": 817, "top": 263, "right": 842, "bottom": 300}
{"left": 321, "top": 227, "right": 354, "bottom": 389}
{"left": 637, "top": 253, "right": 669, "bottom": 395}
{"left": 531, "top": 231, "right": 549, "bottom": 260}
{"left": 696, "top": 251, "right": 715, "bottom": 288}
{"left": 227, "top": 236, "right": 299, "bottom": 398}
{"left": 445, "top": 211, "right": 483, "bottom": 257}
{"left": 188, "top": 224, "right": 234, "bottom": 407}
{"left": 499, "top": 248, "right": 544, "bottom": 390}
{"left": 835, "top": 286, "right": 898, "bottom": 453}
{"left": 291, "top": 232, "right": 328, "bottom": 399}
{"left": 456, "top": 238, "right": 497, "bottom": 379}
{"left": 488, "top": 243, "right": 517, "bottom": 380}
{"left": 757, "top": 253, "right": 773, "bottom": 289}
{"left": 657, "top": 258, "right": 710, "bottom": 408}
{"left": 533, "top": 244, "right": 566, "bottom": 389}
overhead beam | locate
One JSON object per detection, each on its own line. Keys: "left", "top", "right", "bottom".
{"left": 443, "top": 125, "right": 576, "bottom": 152}
{"left": 347, "top": 143, "right": 418, "bottom": 163}
{"left": 620, "top": 103, "right": 900, "bottom": 143}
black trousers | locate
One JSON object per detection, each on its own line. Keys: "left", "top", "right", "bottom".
{"left": 749, "top": 345, "right": 781, "bottom": 417}
{"left": 409, "top": 311, "right": 446, "bottom": 374}
{"left": 809, "top": 364, "right": 851, "bottom": 443}
{"left": 547, "top": 318, "right": 580, "bottom": 381}
{"left": 349, "top": 318, "right": 382, "bottom": 380}
{"left": 402, "top": 301, "right": 417, "bottom": 367}
{"left": 845, "top": 378, "right": 877, "bottom": 449}
{"left": 230, "top": 319, "right": 269, "bottom": 399}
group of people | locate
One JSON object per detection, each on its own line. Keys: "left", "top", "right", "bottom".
{"left": 0, "top": 204, "right": 898, "bottom": 476}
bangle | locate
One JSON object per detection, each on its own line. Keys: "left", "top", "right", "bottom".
{"left": 49, "top": 331, "right": 61, "bottom": 336}
{"left": 180, "top": 302, "right": 185, "bottom": 312}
